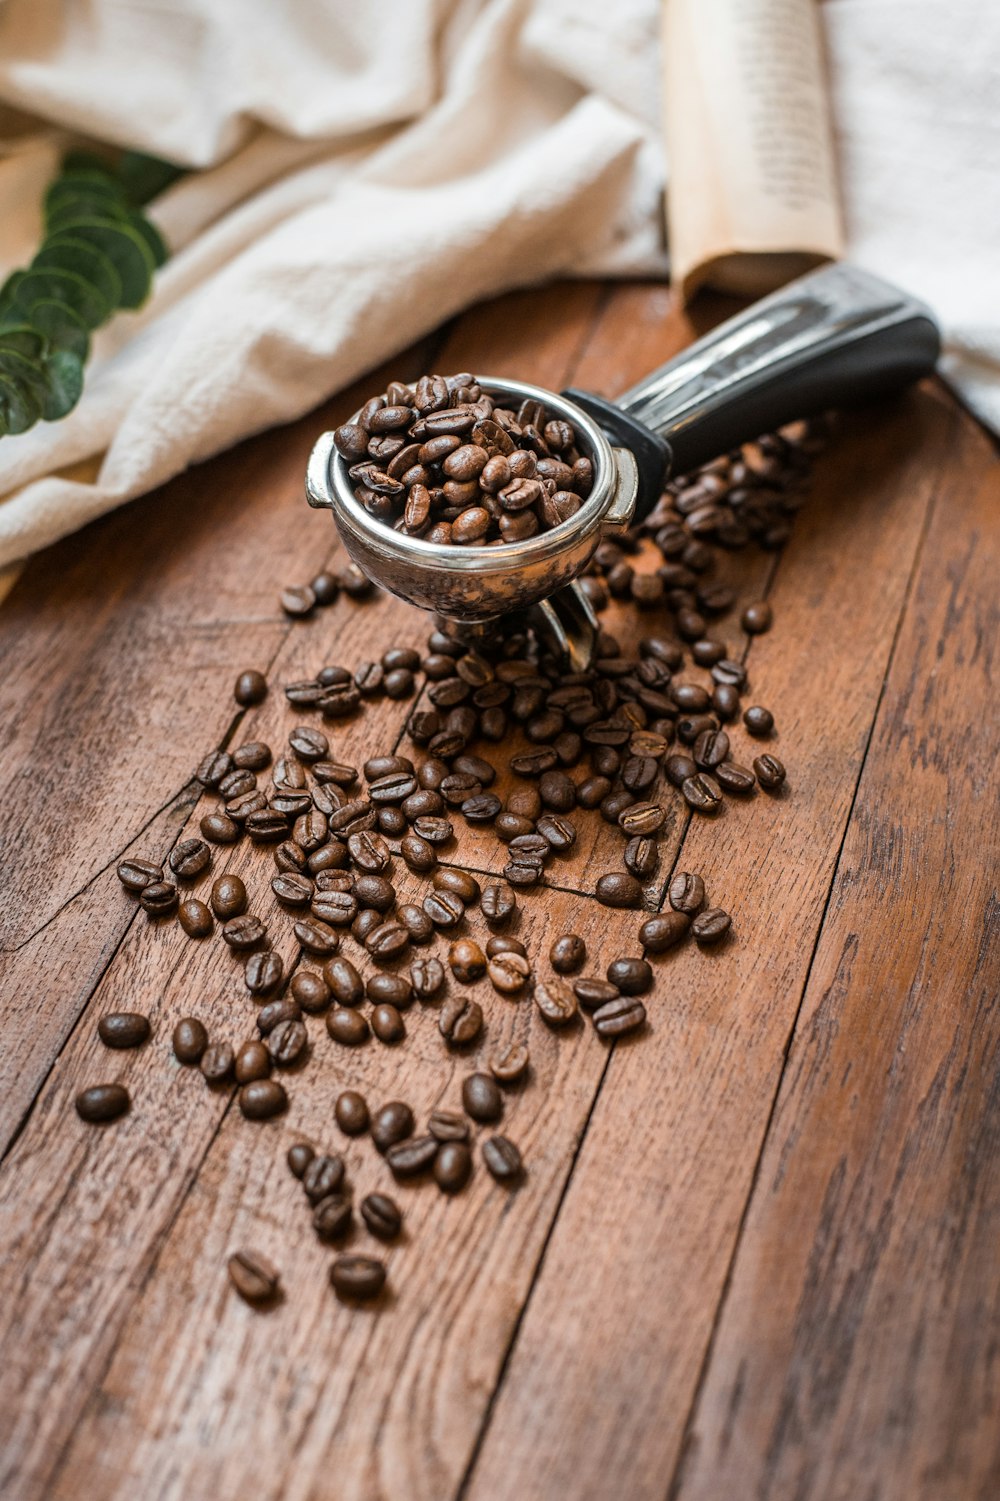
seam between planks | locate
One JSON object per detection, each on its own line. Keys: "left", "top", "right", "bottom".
{"left": 660, "top": 406, "right": 950, "bottom": 1501}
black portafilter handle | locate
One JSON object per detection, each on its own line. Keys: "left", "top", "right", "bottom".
{"left": 564, "top": 261, "right": 941, "bottom": 524}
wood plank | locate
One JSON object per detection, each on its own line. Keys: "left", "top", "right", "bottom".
{"left": 671, "top": 409, "right": 1000, "bottom": 1501}
{"left": 0, "top": 282, "right": 612, "bottom": 1501}
{"left": 461, "top": 387, "right": 959, "bottom": 1501}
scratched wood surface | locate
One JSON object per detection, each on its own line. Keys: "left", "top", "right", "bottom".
{"left": 0, "top": 281, "right": 997, "bottom": 1501}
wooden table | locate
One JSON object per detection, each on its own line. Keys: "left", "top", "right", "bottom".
{"left": 1, "top": 281, "right": 997, "bottom": 1501}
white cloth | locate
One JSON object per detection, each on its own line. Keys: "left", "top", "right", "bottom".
{"left": 0, "top": 0, "right": 995, "bottom": 568}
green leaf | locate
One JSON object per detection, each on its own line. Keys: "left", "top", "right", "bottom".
{"left": 45, "top": 176, "right": 127, "bottom": 225}
{"left": 119, "top": 150, "right": 184, "bottom": 207}
{"left": 0, "top": 271, "right": 26, "bottom": 316}
{"left": 34, "top": 235, "right": 124, "bottom": 310}
{"left": 0, "top": 323, "right": 46, "bottom": 360}
{"left": 125, "top": 211, "right": 168, "bottom": 268}
{"left": 62, "top": 150, "right": 115, "bottom": 176}
{"left": 0, "top": 370, "right": 42, "bottom": 434}
{"left": 0, "top": 345, "right": 49, "bottom": 405}
{"left": 13, "top": 265, "right": 111, "bottom": 329}
{"left": 20, "top": 299, "right": 90, "bottom": 361}
{"left": 40, "top": 349, "right": 84, "bottom": 421}
{"left": 43, "top": 216, "right": 154, "bottom": 309}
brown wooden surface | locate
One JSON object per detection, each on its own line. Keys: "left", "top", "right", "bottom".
{"left": 0, "top": 281, "right": 997, "bottom": 1501}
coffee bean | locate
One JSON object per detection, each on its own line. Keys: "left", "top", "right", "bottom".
{"left": 681, "top": 773, "right": 723, "bottom": 813}
{"left": 365, "top": 921, "right": 409, "bottom": 961}
{"left": 75, "top": 1083, "right": 130, "bottom": 1122}
{"left": 573, "top": 977, "right": 619, "bottom": 1010}
{"left": 624, "top": 835, "right": 659, "bottom": 880}
{"left": 246, "top": 809, "right": 290, "bottom": 843}
{"left": 196, "top": 750, "right": 234, "bottom": 789}
{"left": 268, "top": 1018, "right": 308, "bottom": 1066}
{"left": 716, "top": 760, "right": 757, "bottom": 794}
{"left": 326, "top": 1007, "right": 369, "bottom": 1045}
{"left": 294, "top": 918, "right": 341, "bottom": 956}
{"left": 595, "top": 872, "right": 643, "bottom": 908}
{"left": 367, "top": 972, "right": 413, "bottom": 1008}
{"left": 692, "top": 907, "right": 732, "bottom": 943}
{"left": 200, "top": 1042, "right": 235, "bottom": 1084}
{"left": 140, "top": 880, "right": 178, "bottom": 916}
{"left": 387, "top": 1134, "right": 439, "bottom": 1177}
{"left": 336, "top": 1090, "right": 369, "bottom": 1135}
{"left": 619, "top": 802, "right": 666, "bottom": 837}
{"left": 487, "top": 935, "right": 527, "bottom": 958}
{"left": 354, "top": 875, "right": 396, "bottom": 913}
{"left": 245, "top": 949, "right": 283, "bottom": 997}
{"left": 222, "top": 914, "right": 267, "bottom": 950}
{"left": 482, "top": 1135, "right": 522, "bottom": 1184}
{"left": 303, "top": 1153, "right": 345, "bottom": 1202}
{"left": 371, "top": 1003, "right": 405, "bottom": 1044}
{"left": 348, "top": 830, "right": 393, "bottom": 872}
{"left": 439, "top": 994, "right": 483, "bottom": 1047}
{"left": 272, "top": 871, "right": 313, "bottom": 907}
{"left": 741, "top": 600, "right": 772, "bottom": 634}
{"left": 435, "top": 1140, "right": 473, "bottom": 1193}
{"left": 754, "top": 753, "right": 786, "bottom": 790}
{"left": 234, "top": 669, "right": 267, "bottom": 706}
{"left": 313, "top": 1193, "right": 353, "bottom": 1241}
{"left": 98, "top": 1012, "right": 150, "bottom": 1049}
{"left": 173, "top": 1017, "right": 208, "bottom": 1064}
{"left": 257, "top": 997, "right": 301, "bottom": 1035}
{"left": 234, "top": 1040, "right": 271, "bottom": 1083}
{"left": 639, "top": 911, "right": 690, "bottom": 952}
{"left": 311, "top": 890, "right": 357, "bottom": 927}
{"left": 711, "top": 659, "right": 747, "bottom": 689}
{"left": 743, "top": 705, "right": 774, "bottom": 737}
{"left": 361, "top": 1193, "right": 401, "bottom": 1240}
{"left": 429, "top": 1110, "right": 470, "bottom": 1142}
{"left": 371, "top": 1101, "right": 414, "bottom": 1153}
{"left": 550, "top": 933, "right": 586, "bottom": 974}
{"left": 712, "top": 683, "right": 742, "bottom": 721}
{"left": 669, "top": 871, "right": 706, "bottom": 914}
{"left": 462, "top": 1072, "right": 503, "bottom": 1123}
{"left": 606, "top": 957, "right": 653, "bottom": 995}
{"left": 239, "top": 1079, "right": 288, "bottom": 1119}
{"left": 411, "top": 956, "right": 446, "bottom": 1001}
{"left": 287, "top": 1141, "right": 314, "bottom": 1179}
{"left": 281, "top": 584, "right": 316, "bottom": 617}
{"left": 433, "top": 868, "right": 480, "bottom": 905}
{"left": 593, "top": 996, "right": 647, "bottom": 1039}
{"left": 228, "top": 1249, "right": 280, "bottom": 1303}
{"left": 535, "top": 977, "right": 578, "bottom": 1027}
{"left": 210, "top": 873, "right": 247, "bottom": 919}
{"left": 694, "top": 729, "right": 729, "bottom": 769}
{"left": 448, "top": 938, "right": 486, "bottom": 983}
{"left": 178, "top": 897, "right": 213, "bottom": 938}
{"left": 117, "top": 857, "right": 162, "bottom": 893}
{"left": 412, "top": 814, "right": 453, "bottom": 845}
{"left": 400, "top": 832, "right": 436, "bottom": 874}
{"left": 487, "top": 949, "right": 531, "bottom": 994}
{"left": 330, "top": 1255, "right": 385, "bottom": 1300}
{"left": 481, "top": 883, "right": 517, "bottom": 927}
{"left": 423, "top": 890, "right": 465, "bottom": 929}
{"left": 665, "top": 754, "right": 698, "bottom": 787}
{"left": 490, "top": 1043, "right": 529, "bottom": 1084}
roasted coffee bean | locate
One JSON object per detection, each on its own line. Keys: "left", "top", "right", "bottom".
{"left": 234, "top": 1040, "right": 271, "bottom": 1084}
{"left": 411, "top": 956, "right": 446, "bottom": 1001}
{"left": 550, "top": 933, "right": 586, "bottom": 974}
{"left": 669, "top": 870, "right": 706, "bottom": 914}
{"left": 535, "top": 977, "right": 578, "bottom": 1027}
{"left": 433, "top": 868, "right": 480, "bottom": 904}
{"left": 600, "top": 789, "right": 635, "bottom": 826}
{"left": 281, "top": 584, "right": 316, "bottom": 617}
{"left": 240, "top": 1079, "right": 288, "bottom": 1119}
{"left": 396, "top": 904, "right": 433, "bottom": 947}
{"left": 665, "top": 753, "right": 698, "bottom": 787}
{"left": 367, "top": 973, "right": 413, "bottom": 1009}
{"left": 353, "top": 875, "right": 396, "bottom": 913}
{"left": 326, "top": 1007, "right": 370, "bottom": 1045}
{"left": 481, "top": 882, "right": 517, "bottom": 927}
{"left": 222, "top": 914, "right": 267, "bottom": 950}
{"left": 226, "top": 790, "right": 268, "bottom": 823}
{"left": 387, "top": 1134, "right": 439, "bottom": 1177}
{"left": 196, "top": 750, "right": 234, "bottom": 789}
{"left": 323, "top": 955, "right": 364, "bottom": 1006}
{"left": 439, "top": 994, "right": 483, "bottom": 1046}
{"left": 639, "top": 911, "right": 690, "bottom": 952}
{"left": 536, "top": 813, "right": 577, "bottom": 852}
{"left": 741, "top": 600, "right": 773, "bottom": 634}
{"left": 371, "top": 1100, "right": 414, "bottom": 1153}
{"left": 694, "top": 729, "right": 730, "bottom": 769}
{"left": 311, "top": 890, "right": 357, "bottom": 929}
{"left": 622, "top": 755, "right": 658, "bottom": 793}
{"left": 487, "top": 949, "right": 531, "bottom": 994}
{"left": 235, "top": 669, "right": 267, "bottom": 706}
{"left": 593, "top": 996, "right": 647, "bottom": 1039}
{"left": 178, "top": 897, "right": 213, "bottom": 938}
{"left": 712, "top": 683, "right": 742, "bottom": 722}
{"left": 365, "top": 921, "right": 410, "bottom": 960}
{"left": 371, "top": 1003, "right": 405, "bottom": 1044}
{"left": 428, "top": 1109, "right": 470, "bottom": 1142}
{"left": 606, "top": 956, "right": 653, "bottom": 995}
{"left": 412, "top": 814, "right": 453, "bottom": 844}
{"left": 289, "top": 725, "right": 328, "bottom": 763}
{"left": 619, "top": 802, "right": 666, "bottom": 837}
{"left": 462, "top": 1071, "right": 503, "bottom": 1123}
{"left": 336, "top": 1089, "right": 369, "bottom": 1135}
{"left": 624, "top": 835, "right": 659, "bottom": 880}
{"left": 754, "top": 753, "right": 786, "bottom": 789}
{"left": 268, "top": 1018, "right": 308, "bottom": 1066}
{"left": 303, "top": 1153, "right": 345, "bottom": 1202}
{"left": 490, "top": 1043, "right": 530, "bottom": 1084}
{"left": 448, "top": 938, "right": 486, "bottom": 983}
{"left": 173, "top": 1017, "right": 208, "bottom": 1064}
{"left": 211, "top": 872, "right": 247, "bottom": 919}
{"left": 711, "top": 659, "right": 747, "bottom": 689}
{"left": 116, "top": 857, "right": 162, "bottom": 893}
{"left": 434, "top": 1140, "right": 473, "bottom": 1193}
{"left": 400, "top": 832, "right": 437, "bottom": 874}
{"left": 573, "top": 976, "right": 619, "bottom": 1010}
{"left": 423, "top": 889, "right": 465, "bottom": 929}
{"left": 245, "top": 949, "right": 284, "bottom": 997}
{"left": 201, "top": 1042, "right": 235, "bottom": 1084}
{"left": 98, "top": 1012, "right": 150, "bottom": 1050}
{"left": 294, "top": 917, "right": 341, "bottom": 956}
{"left": 220, "top": 770, "right": 256, "bottom": 798}
{"left": 228, "top": 1249, "right": 280, "bottom": 1303}
{"left": 743, "top": 705, "right": 774, "bottom": 737}
{"left": 311, "top": 570, "right": 340, "bottom": 606}
{"left": 677, "top": 713, "right": 717, "bottom": 747}
{"left": 595, "top": 872, "right": 643, "bottom": 909}
{"left": 314, "top": 758, "right": 358, "bottom": 787}
{"left": 271, "top": 871, "right": 313, "bottom": 907}
{"left": 287, "top": 1142, "right": 314, "bottom": 1178}
{"left": 361, "top": 1192, "right": 402, "bottom": 1240}
{"left": 140, "top": 880, "right": 178, "bottom": 916}
{"left": 681, "top": 773, "right": 723, "bottom": 813}
{"left": 504, "top": 856, "right": 544, "bottom": 888}
{"left": 313, "top": 1193, "right": 353, "bottom": 1241}
{"left": 75, "top": 1083, "right": 130, "bottom": 1124}
{"left": 330, "top": 1255, "right": 386, "bottom": 1300}
{"left": 482, "top": 1134, "right": 523, "bottom": 1184}
{"left": 692, "top": 907, "right": 732, "bottom": 943}
{"left": 246, "top": 810, "right": 290, "bottom": 842}
{"left": 578, "top": 775, "right": 612, "bottom": 809}
{"left": 292, "top": 810, "right": 328, "bottom": 853}
{"left": 257, "top": 997, "right": 302, "bottom": 1035}
{"left": 716, "top": 760, "right": 757, "bottom": 794}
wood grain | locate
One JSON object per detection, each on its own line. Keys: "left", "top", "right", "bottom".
{"left": 461, "top": 388, "right": 958, "bottom": 1501}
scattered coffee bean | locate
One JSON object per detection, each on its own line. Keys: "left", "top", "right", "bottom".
{"left": 595, "top": 872, "right": 643, "bottom": 908}
{"left": 257, "top": 996, "right": 301, "bottom": 1035}
{"left": 75, "top": 1083, "right": 130, "bottom": 1123}
{"left": 423, "top": 890, "right": 465, "bottom": 929}
{"left": 178, "top": 897, "right": 213, "bottom": 938}
{"left": 361, "top": 1193, "right": 402, "bottom": 1240}
{"left": 490, "top": 1043, "right": 530, "bottom": 1084}
{"left": 291, "top": 969, "right": 331, "bottom": 1013}
{"left": 433, "top": 868, "right": 480, "bottom": 905}
{"left": 235, "top": 669, "right": 268, "bottom": 706}
{"left": 173, "top": 1017, "right": 208, "bottom": 1064}
{"left": 743, "top": 705, "right": 774, "bottom": 736}
{"left": 371, "top": 1101, "right": 414, "bottom": 1153}
{"left": 140, "top": 880, "right": 178, "bottom": 916}
{"left": 387, "top": 1134, "right": 439, "bottom": 1177}
{"left": 639, "top": 911, "right": 690, "bottom": 952}
{"left": 741, "top": 600, "right": 773, "bottom": 634}
{"left": 239, "top": 1079, "right": 288, "bottom": 1119}
{"left": 245, "top": 949, "right": 284, "bottom": 997}
{"left": 222, "top": 914, "right": 267, "bottom": 950}
{"left": 681, "top": 772, "right": 723, "bottom": 813}
{"left": 234, "top": 1040, "right": 271, "bottom": 1084}
{"left": 716, "top": 760, "right": 757, "bottom": 794}
{"left": 606, "top": 957, "right": 653, "bottom": 995}
{"left": 482, "top": 1134, "right": 523, "bottom": 1184}
{"left": 692, "top": 907, "right": 732, "bottom": 943}
{"left": 336, "top": 1090, "right": 369, "bottom": 1135}
{"left": 313, "top": 1193, "right": 353, "bottom": 1241}
{"left": 324, "top": 956, "right": 365, "bottom": 1006}
{"left": 210, "top": 873, "right": 247, "bottom": 919}
{"left": 429, "top": 1109, "right": 470, "bottom": 1142}
{"left": 462, "top": 1072, "right": 503, "bottom": 1123}
{"left": 439, "top": 994, "right": 484, "bottom": 1046}
{"left": 326, "top": 1007, "right": 370, "bottom": 1045}
{"left": 294, "top": 917, "right": 341, "bottom": 956}
{"left": 268, "top": 1018, "right": 308, "bottom": 1066}
{"left": 573, "top": 977, "right": 619, "bottom": 1010}
{"left": 117, "top": 857, "right": 162, "bottom": 893}
{"left": 435, "top": 1140, "right": 473, "bottom": 1193}
{"left": 98, "top": 1012, "right": 150, "bottom": 1049}
{"left": 201, "top": 1042, "right": 235, "bottom": 1084}
{"left": 481, "top": 882, "right": 517, "bottom": 927}
{"left": 330, "top": 1255, "right": 385, "bottom": 1300}
{"left": 287, "top": 1142, "right": 315, "bottom": 1179}
{"left": 754, "top": 753, "right": 786, "bottom": 790}
{"left": 669, "top": 871, "right": 706, "bottom": 914}
{"left": 372, "top": 1003, "right": 405, "bottom": 1044}
{"left": 411, "top": 956, "right": 446, "bottom": 1001}
{"left": 303, "top": 1153, "right": 345, "bottom": 1202}
{"left": 448, "top": 938, "right": 486, "bottom": 983}
{"left": 281, "top": 584, "right": 316, "bottom": 617}
{"left": 535, "top": 977, "right": 578, "bottom": 1027}
{"left": 487, "top": 949, "right": 532, "bottom": 994}
{"left": 593, "top": 995, "right": 647, "bottom": 1039}
{"left": 550, "top": 933, "right": 586, "bottom": 974}
{"left": 228, "top": 1249, "right": 280, "bottom": 1303}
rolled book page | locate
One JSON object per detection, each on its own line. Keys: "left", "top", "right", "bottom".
{"left": 664, "top": 0, "right": 845, "bottom": 300}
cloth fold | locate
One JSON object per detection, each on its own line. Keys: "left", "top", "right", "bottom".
{"left": 0, "top": 0, "right": 994, "bottom": 569}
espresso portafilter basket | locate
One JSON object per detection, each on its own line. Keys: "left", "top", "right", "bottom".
{"left": 306, "top": 263, "right": 939, "bottom": 669}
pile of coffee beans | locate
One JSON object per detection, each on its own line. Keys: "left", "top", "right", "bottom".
{"left": 332, "top": 374, "right": 594, "bottom": 546}
{"left": 89, "top": 383, "right": 827, "bottom": 1312}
